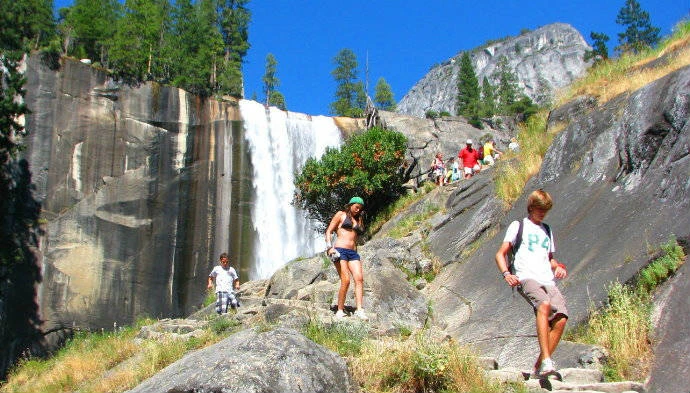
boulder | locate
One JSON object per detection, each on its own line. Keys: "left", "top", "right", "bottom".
{"left": 125, "top": 327, "right": 357, "bottom": 393}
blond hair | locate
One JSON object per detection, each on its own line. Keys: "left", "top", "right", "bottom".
{"left": 527, "top": 189, "right": 553, "bottom": 213}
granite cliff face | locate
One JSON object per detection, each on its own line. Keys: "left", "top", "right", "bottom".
{"left": 397, "top": 23, "right": 592, "bottom": 117}
{"left": 23, "top": 56, "right": 253, "bottom": 334}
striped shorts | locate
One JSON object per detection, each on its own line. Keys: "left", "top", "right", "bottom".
{"left": 215, "top": 291, "right": 239, "bottom": 314}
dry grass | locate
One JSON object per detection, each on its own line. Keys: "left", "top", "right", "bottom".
{"left": 1, "top": 323, "right": 225, "bottom": 393}
{"left": 579, "top": 282, "right": 652, "bottom": 381}
{"left": 557, "top": 21, "right": 690, "bottom": 107}
{"left": 494, "top": 113, "right": 566, "bottom": 205}
{"left": 350, "top": 334, "right": 501, "bottom": 393}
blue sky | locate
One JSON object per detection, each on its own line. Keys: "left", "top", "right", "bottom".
{"left": 54, "top": 0, "right": 689, "bottom": 116}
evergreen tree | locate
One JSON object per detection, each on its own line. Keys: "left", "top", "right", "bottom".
{"left": 353, "top": 81, "right": 367, "bottom": 117}
{"left": 165, "top": 0, "right": 224, "bottom": 95}
{"left": 373, "top": 77, "right": 396, "bottom": 111}
{"left": 456, "top": 52, "right": 480, "bottom": 121}
{"left": 330, "top": 48, "right": 360, "bottom": 117}
{"left": 480, "top": 77, "right": 496, "bottom": 117}
{"left": 216, "top": 0, "right": 250, "bottom": 97}
{"left": 492, "top": 55, "right": 519, "bottom": 113}
{"left": 109, "top": 0, "right": 172, "bottom": 82}
{"left": 615, "top": 0, "right": 660, "bottom": 54}
{"left": 584, "top": 31, "right": 610, "bottom": 65}
{"left": 0, "top": 9, "right": 43, "bottom": 379}
{"left": 0, "top": 0, "right": 55, "bottom": 52}
{"left": 268, "top": 91, "right": 286, "bottom": 110}
{"left": 263, "top": 53, "right": 286, "bottom": 109}
{"left": 65, "top": 0, "right": 121, "bottom": 63}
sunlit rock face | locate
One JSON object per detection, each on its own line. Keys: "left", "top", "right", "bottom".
{"left": 23, "top": 56, "right": 250, "bottom": 332}
{"left": 398, "top": 23, "right": 592, "bottom": 117}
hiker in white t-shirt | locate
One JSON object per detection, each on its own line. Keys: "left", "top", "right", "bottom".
{"left": 495, "top": 189, "right": 568, "bottom": 378}
{"left": 207, "top": 252, "right": 240, "bottom": 314}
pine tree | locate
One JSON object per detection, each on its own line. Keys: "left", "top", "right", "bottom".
{"left": 65, "top": 0, "right": 121, "bottom": 63}
{"left": 480, "top": 77, "right": 496, "bottom": 117}
{"left": 0, "top": 0, "right": 55, "bottom": 52}
{"left": 263, "top": 53, "right": 286, "bottom": 109}
{"left": 492, "top": 55, "right": 519, "bottom": 113}
{"left": 584, "top": 31, "right": 610, "bottom": 64}
{"left": 268, "top": 91, "right": 286, "bottom": 110}
{"left": 216, "top": 0, "right": 250, "bottom": 97}
{"left": 330, "top": 48, "right": 360, "bottom": 117}
{"left": 109, "top": 0, "right": 171, "bottom": 82}
{"left": 456, "top": 52, "right": 480, "bottom": 120}
{"left": 0, "top": 8, "right": 43, "bottom": 379}
{"left": 615, "top": 0, "right": 660, "bottom": 54}
{"left": 165, "top": 0, "right": 224, "bottom": 95}
{"left": 374, "top": 77, "right": 396, "bottom": 111}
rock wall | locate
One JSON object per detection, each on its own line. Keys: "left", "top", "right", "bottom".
{"left": 425, "top": 64, "right": 690, "bottom": 379}
{"left": 23, "top": 57, "right": 252, "bottom": 333}
{"left": 398, "top": 23, "right": 592, "bottom": 117}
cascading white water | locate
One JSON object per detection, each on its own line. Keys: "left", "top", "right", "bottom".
{"left": 240, "top": 100, "right": 343, "bottom": 279}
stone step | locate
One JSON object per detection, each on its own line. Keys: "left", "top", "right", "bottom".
{"left": 524, "top": 377, "right": 645, "bottom": 393}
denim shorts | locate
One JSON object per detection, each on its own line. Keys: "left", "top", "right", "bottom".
{"left": 334, "top": 247, "right": 361, "bottom": 262}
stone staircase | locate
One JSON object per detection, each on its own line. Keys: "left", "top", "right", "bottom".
{"left": 482, "top": 359, "right": 645, "bottom": 393}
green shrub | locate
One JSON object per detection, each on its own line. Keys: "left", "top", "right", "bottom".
{"left": 293, "top": 127, "right": 408, "bottom": 230}
{"left": 303, "top": 319, "right": 369, "bottom": 357}
{"left": 209, "top": 316, "right": 240, "bottom": 335}
{"left": 439, "top": 111, "right": 451, "bottom": 117}
{"left": 425, "top": 110, "right": 439, "bottom": 119}
{"left": 572, "top": 238, "right": 685, "bottom": 381}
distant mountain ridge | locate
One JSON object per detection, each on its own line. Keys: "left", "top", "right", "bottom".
{"left": 397, "top": 23, "right": 592, "bottom": 117}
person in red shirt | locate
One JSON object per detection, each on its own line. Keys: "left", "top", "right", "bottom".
{"left": 458, "top": 139, "right": 481, "bottom": 179}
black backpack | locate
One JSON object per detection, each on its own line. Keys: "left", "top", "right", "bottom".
{"left": 507, "top": 219, "right": 551, "bottom": 274}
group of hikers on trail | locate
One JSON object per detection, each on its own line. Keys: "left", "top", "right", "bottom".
{"left": 209, "top": 187, "right": 567, "bottom": 379}
{"left": 431, "top": 138, "right": 507, "bottom": 186}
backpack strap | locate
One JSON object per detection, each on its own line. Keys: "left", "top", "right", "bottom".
{"left": 508, "top": 219, "right": 523, "bottom": 275}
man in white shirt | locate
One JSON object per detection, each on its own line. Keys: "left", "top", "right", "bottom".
{"left": 208, "top": 252, "right": 241, "bottom": 314}
{"left": 495, "top": 189, "right": 568, "bottom": 378}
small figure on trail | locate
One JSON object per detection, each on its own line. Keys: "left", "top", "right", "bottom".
{"left": 495, "top": 189, "right": 568, "bottom": 378}
{"left": 482, "top": 139, "right": 503, "bottom": 166}
{"left": 208, "top": 252, "right": 241, "bottom": 314}
{"left": 458, "top": 139, "right": 481, "bottom": 179}
{"left": 445, "top": 157, "right": 460, "bottom": 183}
{"left": 325, "top": 196, "right": 368, "bottom": 320}
{"left": 430, "top": 152, "right": 446, "bottom": 186}
{"left": 508, "top": 137, "right": 520, "bottom": 152}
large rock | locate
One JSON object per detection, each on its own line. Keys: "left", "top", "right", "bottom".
{"left": 398, "top": 23, "right": 591, "bottom": 117}
{"left": 265, "top": 245, "right": 429, "bottom": 333}
{"left": 22, "top": 56, "right": 253, "bottom": 333}
{"left": 646, "top": 258, "right": 690, "bottom": 393}
{"left": 125, "top": 327, "right": 357, "bottom": 393}
{"left": 425, "top": 65, "right": 690, "bottom": 371}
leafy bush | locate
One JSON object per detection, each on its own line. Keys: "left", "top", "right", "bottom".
{"left": 425, "top": 110, "right": 439, "bottom": 119}
{"left": 439, "top": 111, "right": 451, "bottom": 117}
{"left": 293, "top": 127, "right": 408, "bottom": 230}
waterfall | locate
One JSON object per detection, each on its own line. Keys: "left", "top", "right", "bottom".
{"left": 239, "top": 100, "right": 343, "bottom": 279}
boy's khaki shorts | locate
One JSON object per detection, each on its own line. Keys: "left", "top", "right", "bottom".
{"left": 518, "top": 278, "right": 568, "bottom": 322}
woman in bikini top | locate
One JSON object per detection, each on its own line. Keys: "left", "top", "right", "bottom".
{"left": 324, "top": 196, "right": 368, "bottom": 320}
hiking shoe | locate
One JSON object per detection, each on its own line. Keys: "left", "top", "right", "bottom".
{"left": 353, "top": 309, "right": 368, "bottom": 321}
{"left": 334, "top": 310, "right": 347, "bottom": 319}
{"left": 537, "top": 358, "right": 557, "bottom": 377}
